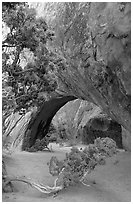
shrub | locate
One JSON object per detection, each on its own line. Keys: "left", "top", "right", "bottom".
{"left": 28, "top": 137, "right": 50, "bottom": 152}
{"left": 94, "top": 137, "right": 117, "bottom": 156}
{"left": 3, "top": 137, "right": 118, "bottom": 194}
{"left": 48, "top": 137, "right": 117, "bottom": 189}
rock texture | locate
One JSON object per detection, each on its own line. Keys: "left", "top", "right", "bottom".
{"left": 22, "top": 96, "right": 76, "bottom": 150}
{"left": 52, "top": 99, "right": 122, "bottom": 148}
{"left": 46, "top": 2, "right": 131, "bottom": 141}
{"left": 3, "top": 111, "right": 33, "bottom": 152}
{"left": 21, "top": 2, "right": 130, "bottom": 151}
{"left": 52, "top": 99, "right": 81, "bottom": 143}
{"left": 74, "top": 102, "right": 122, "bottom": 148}
{"left": 3, "top": 98, "right": 125, "bottom": 151}
{"left": 122, "top": 127, "right": 131, "bottom": 151}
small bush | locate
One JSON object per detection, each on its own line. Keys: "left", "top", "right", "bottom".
{"left": 48, "top": 137, "right": 117, "bottom": 189}
{"left": 48, "top": 134, "right": 58, "bottom": 143}
{"left": 28, "top": 137, "right": 50, "bottom": 152}
{"left": 94, "top": 137, "right": 117, "bottom": 156}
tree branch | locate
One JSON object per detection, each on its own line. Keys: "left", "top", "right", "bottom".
{"left": 12, "top": 68, "right": 34, "bottom": 76}
{"left": 2, "top": 44, "right": 16, "bottom": 48}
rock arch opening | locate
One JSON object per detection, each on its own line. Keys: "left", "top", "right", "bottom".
{"left": 22, "top": 96, "right": 76, "bottom": 150}
{"left": 22, "top": 96, "right": 123, "bottom": 151}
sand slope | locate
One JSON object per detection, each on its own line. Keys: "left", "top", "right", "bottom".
{"left": 2, "top": 144, "right": 131, "bottom": 202}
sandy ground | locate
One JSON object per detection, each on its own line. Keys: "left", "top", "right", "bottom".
{"left": 2, "top": 143, "right": 131, "bottom": 202}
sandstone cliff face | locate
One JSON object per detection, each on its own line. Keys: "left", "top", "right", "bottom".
{"left": 3, "top": 111, "right": 33, "bottom": 152}
{"left": 49, "top": 2, "right": 131, "bottom": 147}
{"left": 52, "top": 99, "right": 81, "bottom": 143}
{"left": 52, "top": 99, "right": 122, "bottom": 148}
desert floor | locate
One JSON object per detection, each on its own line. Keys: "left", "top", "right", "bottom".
{"left": 2, "top": 143, "right": 131, "bottom": 202}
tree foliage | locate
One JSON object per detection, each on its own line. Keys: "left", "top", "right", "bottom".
{"left": 49, "top": 137, "right": 117, "bottom": 189}
{"left": 2, "top": 2, "right": 57, "bottom": 114}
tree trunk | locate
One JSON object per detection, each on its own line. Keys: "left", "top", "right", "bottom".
{"left": 22, "top": 95, "right": 76, "bottom": 150}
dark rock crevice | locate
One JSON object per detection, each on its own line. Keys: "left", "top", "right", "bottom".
{"left": 82, "top": 118, "right": 122, "bottom": 148}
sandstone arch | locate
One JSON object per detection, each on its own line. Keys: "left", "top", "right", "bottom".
{"left": 22, "top": 95, "right": 76, "bottom": 150}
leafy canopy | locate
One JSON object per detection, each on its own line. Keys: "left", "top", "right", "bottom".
{"left": 2, "top": 2, "right": 57, "bottom": 114}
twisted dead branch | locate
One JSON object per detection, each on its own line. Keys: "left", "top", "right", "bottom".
{"left": 3, "top": 168, "right": 91, "bottom": 194}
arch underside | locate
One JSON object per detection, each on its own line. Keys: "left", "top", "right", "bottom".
{"left": 22, "top": 95, "right": 77, "bottom": 150}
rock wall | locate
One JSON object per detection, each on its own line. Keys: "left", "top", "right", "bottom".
{"left": 122, "top": 127, "right": 131, "bottom": 151}
{"left": 52, "top": 99, "right": 81, "bottom": 143}
{"left": 51, "top": 2, "right": 131, "bottom": 134}
{"left": 75, "top": 103, "right": 122, "bottom": 148}
{"left": 3, "top": 99, "right": 130, "bottom": 152}
{"left": 52, "top": 99, "right": 123, "bottom": 148}
{"left": 3, "top": 111, "right": 33, "bottom": 152}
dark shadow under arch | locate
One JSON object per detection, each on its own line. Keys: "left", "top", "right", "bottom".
{"left": 22, "top": 95, "right": 77, "bottom": 150}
